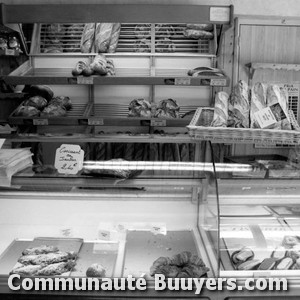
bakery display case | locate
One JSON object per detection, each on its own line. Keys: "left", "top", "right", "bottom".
{"left": 2, "top": 2, "right": 300, "bottom": 299}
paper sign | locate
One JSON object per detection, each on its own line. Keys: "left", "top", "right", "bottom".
{"left": 150, "top": 119, "right": 166, "bottom": 127}
{"left": 210, "top": 7, "right": 230, "bottom": 22}
{"left": 175, "top": 78, "right": 191, "bottom": 86}
{"left": 54, "top": 144, "right": 84, "bottom": 174}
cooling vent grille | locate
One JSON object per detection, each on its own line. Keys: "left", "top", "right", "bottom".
{"left": 39, "top": 23, "right": 212, "bottom": 54}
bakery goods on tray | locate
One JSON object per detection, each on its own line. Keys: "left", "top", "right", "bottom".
{"left": 150, "top": 251, "right": 209, "bottom": 278}
{"left": 23, "top": 96, "right": 48, "bottom": 110}
{"left": 23, "top": 85, "right": 54, "bottom": 102}
{"left": 86, "top": 263, "right": 106, "bottom": 277}
{"left": 41, "top": 104, "right": 67, "bottom": 117}
{"left": 49, "top": 96, "right": 72, "bottom": 111}
{"left": 154, "top": 98, "right": 180, "bottom": 119}
{"left": 11, "top": 245, "right": 77, "bottom": 276}
{"left": 14, "top": 106, "right": 40, "bottom": 117}
{"left": 128, "top": 98, "right": 152, "bottom": 117}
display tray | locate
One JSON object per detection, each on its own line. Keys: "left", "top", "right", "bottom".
{"left": 8, "top": 102, "right": 196, "bottom": 127}
{"left": 8, "top": 102, "right": 91, "bottom": 125}
{"left": 123, "top": 230, "right": 204, "bottom": 278}
{"left": 188, "top": 107, "right": 300, "bottom": 145}
{"left": 4, "top": 60, "right": 230, "bottom": 87}
{"left": 0, "top": 238, "right": 120, "bottom": 277}
{"left": 0, "top": 237, "right": 83, "bottom": 276}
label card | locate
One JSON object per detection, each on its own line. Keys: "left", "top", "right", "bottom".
{"left": 210, "top": 7, "right": 230, "bottom": 22}
{"left": 77, "top": 76, "right": 93, "bottom": 85}
{"left": 150, "top": 119, "right": 166, "bottom": 127}
{"left": 54, "top": 144, "right": 84, "bottom": 174}
{"left": 88, "top": 118, "right": 104, "bottom": 125}
{"left": 33, "top": 119, "right": 48, "bottom": 126}
{"left": 175, "top": 78, "right": 191, "bottom": 86}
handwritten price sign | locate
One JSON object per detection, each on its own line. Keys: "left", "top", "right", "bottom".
{"left": 54, "top": 144, "right": 84, "bottom": 175}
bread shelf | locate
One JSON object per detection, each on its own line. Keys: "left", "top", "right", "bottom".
{"left": 4, "top": 65, "right": 229, "bottom": 87}
{"left": 8, "top": 102, "right": 196, "bottom": 127}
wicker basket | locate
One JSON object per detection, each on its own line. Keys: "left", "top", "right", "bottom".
{"left": 187, "top": 107, "right": 300, "bottom": 145}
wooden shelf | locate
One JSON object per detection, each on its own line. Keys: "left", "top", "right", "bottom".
{"left": 4, "top": 63, "right": 230, "bottom": 87}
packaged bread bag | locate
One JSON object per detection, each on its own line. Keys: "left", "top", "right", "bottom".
{"left": 211, "top": 91, "right": 229, "bottom": 127}
{"left": 228, "top": 80, "right": 250, "bottom": 128}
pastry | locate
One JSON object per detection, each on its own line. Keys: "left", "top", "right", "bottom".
{"left": 49, "top": 96, "right": 72, "bottom": 111}
{"left": 36, "top": 260, "right": 76, "bottom": 276}
{"left": 231, "top": 247, "right": 254, "bottom": 264}
{"left": 18, "top": 251, "right": 76, "bottom": 265}
{"left": 134, "top": 24, "right": 151, "bottom": 39}
{"left": 41, "top": 104, "right": 67, "bottom": 117}
{"left": 271, "top": 247, "right": 287, "bottom": 260}
{"left": 257, "top": 258, "right": 278, "bottom": 270}
{"left": 282, "top": 236, "right": 300, "bottom": 248}
{"left": 250, "top": 82, "right": 268, "bottom": 128}
{"left": 275, "top": 257, "right": 294, "bottom": 270}
{"left": 90, "top": 54, "right": 107, "bottom": 75}
{"left": 72, "top": 61, "right": 88, "bottom": 76}
{"left": 23, "top": 96, "right": 48, "bottom": 110}
{"left": 10, "top": 264, "right": 43, "bottom": 276}
{"left": 86, "top": 263, "right": 106, "bottom": 277}
{"left": 237, "top": 259, "right": 261, "bottom": 270}
{"left": 22, "top": 245, "right": 59, "bottom": 256}
{"left": 150, "top": 251, "right": 209, "bottom": 278}
{"left": 155, "top": 38, "right": 176, "bottom": 53}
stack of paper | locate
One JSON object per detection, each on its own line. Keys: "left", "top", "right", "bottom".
{"left": 0, "top": 148, "right": 33, "bottom": 187}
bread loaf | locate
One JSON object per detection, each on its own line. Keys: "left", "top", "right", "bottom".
{"left": 49, "top": 96, "right": 72, "bottom": 111}
{"left": 40, "top": 104, "right": 66, "bottom": 117}
{"left": 155, "top": 24, "right": 175, "bottom": 38}
{"left": 228, "top": 80, "right": 250, "bottom": 128}
{"left": 80, "top": 23, "right": 95, "bottom": 53}
{"left": 211, "top": 91, "right": 229, "bottom": 127}
{"left": 183, "top": 29, "right": 214, "bottom": 40}
{"left": 95, "top": 23, "right": 113, "bottom": 53}
{"left": 134, "top": 38, "right": 151, "bottom": 52}
{"left": 128, "top": 98, "right": 152, "bottom": 117}
{"left": 23, "top": 96, "right": 48, "bottom": 110}
{"left": 108, "top": 23, "right": 121, "bottom": 53}
{"left": 186, "top": 24, "right": 214, "bottom": 31}
{"left": 64, "top": 24, "right": 82, "bottom": 52}
{"left": 90, "top": 54, "right": 107, "bottom": 75}
{"left": 14, "top": 106, "right": 40, "bottom": 117}
{"left": 250, "top": 82, "right": 268, "bottom": 128}
{"left": 154, "top": 98, "right": 180, "bottom": 118}
{"left": 155, "top": 38, "right": 176, "bottom": 53}
{"left": 23, "top": 85, "right": 54, "bottom": 102}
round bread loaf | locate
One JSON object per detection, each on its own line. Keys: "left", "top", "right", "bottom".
{"left": 49, "top": 96, "right": 72, "bottom": 111}
{"left": 86, "top": 264, "right": 106, "bottom": 277}
{"left": 23, "top": 85, "right": 54, "bottom": 102}
{"left": 23, "top": 96, "right": 48, "bottom": 110}
{"left": 41, "top": 104, "right": 66, "bottom": 117}
{"left": 14, "top": 106, "right": 40, "bottom": 117}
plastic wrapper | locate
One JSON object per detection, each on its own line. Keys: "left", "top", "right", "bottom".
{"left": 211, "top": 91, "right": 229, "bottom": 127}
{"left": 250, "top": 82, "right": 268, "bottom": 128}
{"left": 228, "top": 80, "right": 250, "bottom": 128}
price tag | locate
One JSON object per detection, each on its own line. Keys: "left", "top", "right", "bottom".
{"left": 210, "top": 78, "right": 227, "bottom": 86}
{"left": 210, "top": 7, "right": 230, "bottom": 22}
{"left": 54, "top": 144, "right": 84, "bottom": 175}
{"left": 88, "top": 118, "right": 104, "bottom": 125}
{"left": 175, "top": 77, "right": 191, "bottom": 86}
{"left": 5, "top": 49, "right": 15, "bottom": 56}
{"left": 33, "top": 119, "right": 48, "bottom": 125}
{"left": 77, "top": 76, "right": 93, "bottom": 85}
{"left": 151, "top": 119, "right": 166, "bottom": 127}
